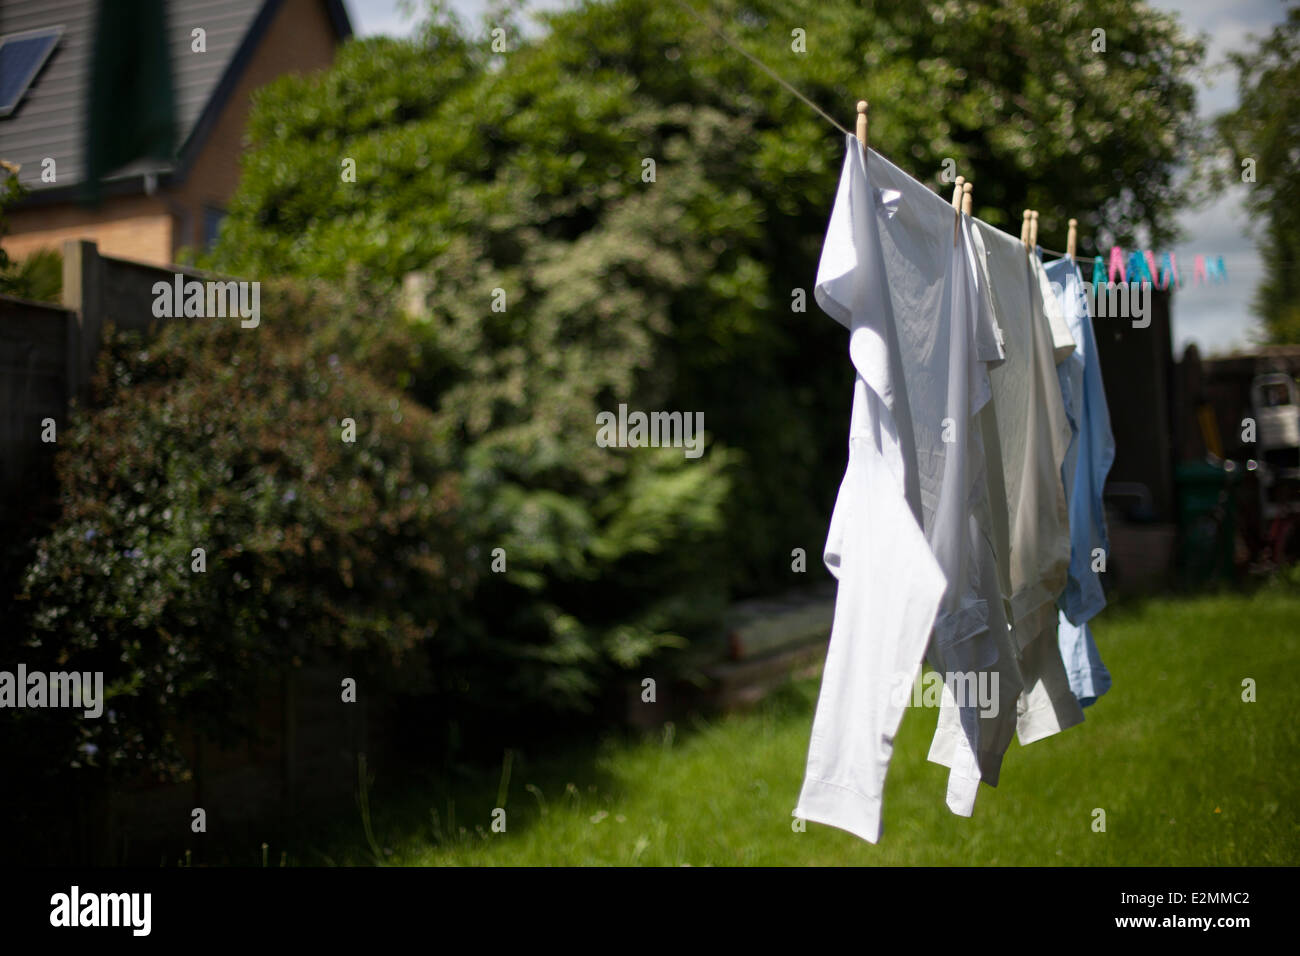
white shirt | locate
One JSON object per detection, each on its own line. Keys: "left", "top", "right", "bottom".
{"left": 794, "top": 136, "right": 946, "bottom": 843}
{"left": 925, "top": 216, "right": 1026, "bottom": 816}
{"left": 796, "top": 135, "right": 1003, "bottom": 837}
{"left": 967, "top": 222, "right": 1083, "bottom": 745}
{"left": 969, "top": 222, "right": 1074, "bottom": 631}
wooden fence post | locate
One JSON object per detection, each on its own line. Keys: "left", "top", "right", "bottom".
{"left": 59, "top": 239, "right": 104, "bottom": 397}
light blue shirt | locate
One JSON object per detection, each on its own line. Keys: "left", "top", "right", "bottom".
{"left": 1044, "top": 255, "right": 1115, "bottom": 706}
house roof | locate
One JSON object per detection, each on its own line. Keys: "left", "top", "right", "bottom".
{"left": 0, "top": 0, "right": 351, "bottom": 200}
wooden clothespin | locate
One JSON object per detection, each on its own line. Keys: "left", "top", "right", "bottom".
{"left": 855, "top": 100, "right": 869, "bottom": 160}
{"left": 961, "top": 181, "right": 973, "bottom": 216}
{"left": 1021, "top": 210, "right": 1031, "bottom": 248}
{"left": 950, "top": 176, "right": 965, "bottom": 244}
{"left": 1066, "top": 218, "right": 1078, "bottom": 259}
{"left": 1029, "top": 210, "right": 1039, "bottom": 249}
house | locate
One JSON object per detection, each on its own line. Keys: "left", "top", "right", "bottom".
{"left": 0, "top": 0, "right": 352, "bottom": 266}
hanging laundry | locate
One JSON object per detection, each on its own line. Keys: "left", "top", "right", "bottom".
{"left": 793, "top": 135, "right": 946, "bottom": 843}
{"left": 971, "top": 224, "right": 1074, "bottom": 628}
{"left": 1018, "top": 251, "right": 1089, "bottom": 742}
{"left": 794, "top": 366, "right": 946, "bottom": 842}
{"left": 795, "top": 134, "right": 1002, "bottom": 840}
{"left": 966, "top": 222, "right": 1082, "bottom": 748}
{"left": 924, "top": 221, "right": 1024, "bottom": 818}
{"left": 1044, "top": 255, "right": 1116, "bottom": 707}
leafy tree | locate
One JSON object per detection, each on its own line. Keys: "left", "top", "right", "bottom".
{"left": 0, "top": 165, "right": 61, "bottom": 303}
{"left": 9, "top": 0, "right": 1206, "bottom": 796}
{"left": 0, "top": 165, "right": 28, "bottom": 296}
{"left": 1, "top": 247, "right": 63, "bottom": 302}
{"left": 1214, "top": 2, "right": 1300, "bottom": 344}
{"left": 14, "top": 287, "right": 471, "bottom": 782}
{"left": 208, "top": 0, "right": 1202, "bottom": 609}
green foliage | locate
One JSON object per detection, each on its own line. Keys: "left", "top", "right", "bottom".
{"left": 207, "top": 0, "right": 1203, "bottom": 602}
{"left": 0, "top": 164, "right": 62, "bottom": 300}
{"left": 14, "top": 275, "right": 735, "bottom": 779}
{"left": 1, "top": 247, "right": 63, "bottom": 302}
{"left": 1214, "top": 3, "right": 1300, "bottom": 344}
{"left": 285, "top": 257, "right": 738, "bottom": 713}
{"left": 0, "top": 168, "right": 60, "bottom": 302}
{"left": 0, "top": 166, "right": 28, "bottom": 295}
{"left": 14, "top": 291, "right": 470, "bottom": 779}
{"left": 8, "top": 0, "right": 1211, "bottom": 815}
{"left": 314, "top": 591, "right": 1300, "bottom": 866}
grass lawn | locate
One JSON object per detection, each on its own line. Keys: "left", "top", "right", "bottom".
{"left": 320, "top": 588, "right": 1299, "bottom": 865}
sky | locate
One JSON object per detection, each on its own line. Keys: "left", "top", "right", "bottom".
{"left": 342, "top": 0, "right": 1293, "bottom": 357}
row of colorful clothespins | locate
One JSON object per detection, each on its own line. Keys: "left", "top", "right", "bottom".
{"left": 1087, "top": 248, "right": 1227, "bottom": 289}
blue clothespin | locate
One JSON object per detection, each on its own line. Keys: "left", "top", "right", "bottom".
{"left": 1158, "top": 252, "right": 1176, "bottom": 289}
{"left": 1126, "top": 250, "right": 1152, "bottom": 284}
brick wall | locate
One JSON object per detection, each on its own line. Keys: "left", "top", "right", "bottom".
{"left": 4, "top": 195, "right": 174, "bottom": 265}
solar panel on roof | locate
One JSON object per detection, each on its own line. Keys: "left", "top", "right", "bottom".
{"left": 0, "top": 27, "right": 63, "bottom": 119}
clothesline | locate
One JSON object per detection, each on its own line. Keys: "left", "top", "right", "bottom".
{"left": 795, "top": 119, "right": 1118, "bottom": 843}
{"left": 666, "top": 0, "right": 856, "bottom": 138}
{"left": 668, "top": 0, "right": 1091, "bottom": 266}
{"left": 664, "top": 0, "right": 1123, "bottom": 843}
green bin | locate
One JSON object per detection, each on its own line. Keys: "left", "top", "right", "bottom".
{"left": 1174, "top": 459, "right": 1241, "bottom": 587}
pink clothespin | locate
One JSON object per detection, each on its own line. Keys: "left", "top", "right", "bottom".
{"left": 1108, "top": 246, "right": 1126, "bottom": 284}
